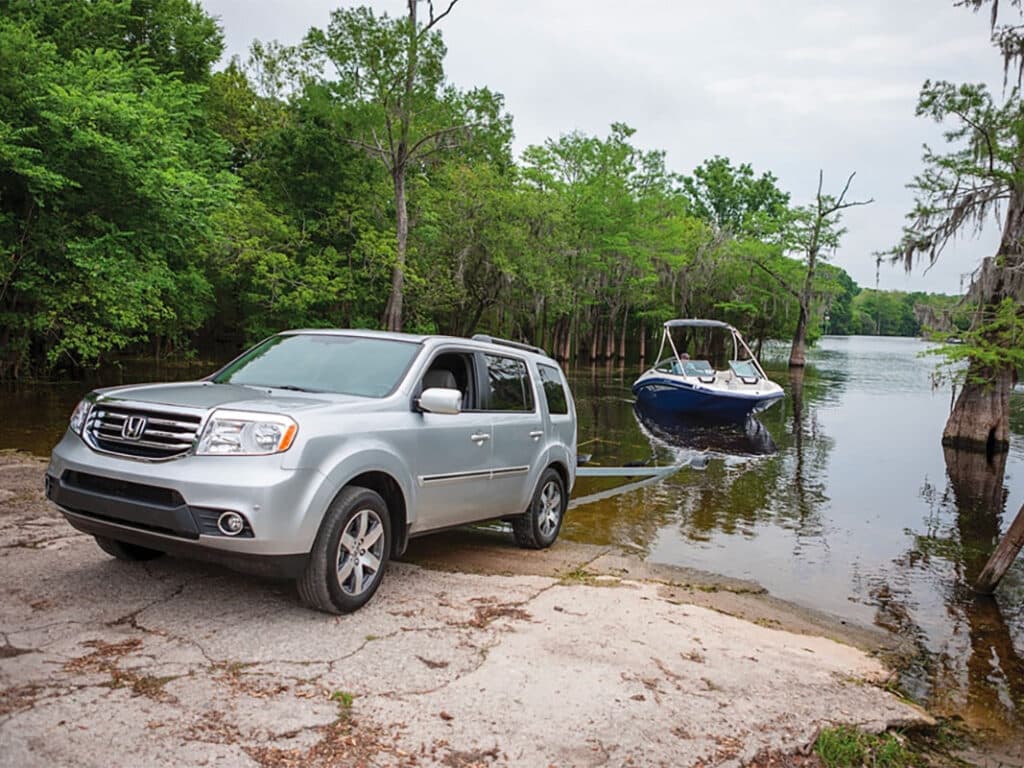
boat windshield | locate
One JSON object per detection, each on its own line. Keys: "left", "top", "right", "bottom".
{"left": 729, "top": 360, "right": 761, "bottom": 382}
{"left": 681, "top": 360, "right": 715, "bottom": 377}
{"left": 653, "top": 358, "right": 717, "bottom": 378}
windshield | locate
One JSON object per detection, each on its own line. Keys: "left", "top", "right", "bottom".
{"left": 213, "top": 334, "right": 421, "bottom": 397}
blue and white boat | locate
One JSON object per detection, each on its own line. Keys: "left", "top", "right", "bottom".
{"left": 632, "top": 319, "right": 784, "bottom": 420}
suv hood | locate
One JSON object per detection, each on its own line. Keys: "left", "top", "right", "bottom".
{"left": 94, "top": 381, "right": 367, "bottom": 413}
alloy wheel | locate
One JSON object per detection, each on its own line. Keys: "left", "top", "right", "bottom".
{"left": 336, "top": 508, "right": 385, "bottom": 596}
{"left": 538, "top": 480, "right": 562, "bottom": 537}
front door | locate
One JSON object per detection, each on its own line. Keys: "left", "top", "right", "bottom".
{"left": 412, "top": 350, "right": 494, "bottom": 532}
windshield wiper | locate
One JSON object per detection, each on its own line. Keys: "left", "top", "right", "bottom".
{"left": 235, "top": 382, "right": 322, "bottom": 393}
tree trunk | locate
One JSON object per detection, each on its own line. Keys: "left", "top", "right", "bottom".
{"left": 943, "top": 363, "right": 1014, "bottom": 452}
{"left": 944, "top": 187, "right": 1024, "bottom": 452}
{"left": 789, "top": 300, "right": 809, "bottom": 367}
{"left": 789, "top": 241, "right": 817, "bottom": 367}
{"left": 383, "top": 167, "right": 408, "bottom": 331}
{"left": 618, "top": 311, "right": 627, "bottom": 360}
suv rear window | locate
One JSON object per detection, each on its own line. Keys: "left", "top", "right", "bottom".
{"left": 485, "top": 355, "right": 534, "bottom": 411}
{"left": 538, "top": 364, "right": 569, "bottom": 415}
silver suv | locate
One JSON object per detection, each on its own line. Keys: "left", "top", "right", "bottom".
{"left": 45, "top": 330, "right": 577, "bottom": 612}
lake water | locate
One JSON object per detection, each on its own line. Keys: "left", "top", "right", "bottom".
{"left": 566, "top": 335, "right": 1024, "bottom": 740}
{"left": 2, "top": 336, "right": 1022, "bottom": 737}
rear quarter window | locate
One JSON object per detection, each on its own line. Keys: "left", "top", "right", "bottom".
{"left": 538, "top": 364, "right": 569, "bottom": 415}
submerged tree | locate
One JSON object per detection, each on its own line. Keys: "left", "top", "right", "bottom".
{"left": 782, "top": 172, "right": 871, "bottom": 367}
{"left": 892, "top": 78, "right": 1024, "bottom": 451}
{"left": 886, "top": 1, "right": 1024, "bottom": 452}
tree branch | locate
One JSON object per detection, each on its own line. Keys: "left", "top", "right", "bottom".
{"left": 407, "top": 123, "right": 472, "bottom": 159}
{"left": 826, "top": 171, "right": 874, "bottom": 215}
{"left": 750, "top": 258, "right": 801, "bottom": 300}
{"left": 342, "top": 136, "right": 392, "bottom": 171}
{"left": 423, "top": 0, "right": 459, "bottom": 33}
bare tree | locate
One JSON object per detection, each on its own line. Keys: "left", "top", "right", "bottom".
{"left": 753, "top": 172, "right": 871, "bottom": 367}
{"left": 786, "top": 172, "right": 872, "bottom": 367}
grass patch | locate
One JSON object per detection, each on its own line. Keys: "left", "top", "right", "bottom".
{"left": 131, "top": 674, "right": 178, "bottom": 697}
{"left": 330, "top": 690, "right": 354, "bottom": 713}
{"left": 558, "top": 566, "right": 595, "bottom": 583}
{"left": 815, "top": 726, "right": 918, "bottom": 767}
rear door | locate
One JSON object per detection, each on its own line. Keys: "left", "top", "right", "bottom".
{"left": 483, "top": 353, "right": 546, "bottom": 517}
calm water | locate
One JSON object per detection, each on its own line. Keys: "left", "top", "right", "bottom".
{"left": 3, "top": 337, "right": 1023, "bottom": 736}
{"left": 566, "top": 336, "right": 1024, "bottom": 739}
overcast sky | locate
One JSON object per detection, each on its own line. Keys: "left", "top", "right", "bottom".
{"left": 200, "top": 0, "right": 1009, "bottom": 294}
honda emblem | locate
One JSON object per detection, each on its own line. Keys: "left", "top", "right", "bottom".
{"left": 121, "top": 416, "right": 147, "bottom": 440}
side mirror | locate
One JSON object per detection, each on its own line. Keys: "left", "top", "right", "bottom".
{"left": 418, "top": 387, "right": 462, "bottom": 415}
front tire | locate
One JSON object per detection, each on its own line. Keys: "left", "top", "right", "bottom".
{"left": 513, "top": 468, "right": 566, "bottom": 549}
{"left": 298, "top": 486, "right": 391, "bottom": 614}
{"left": 94, "top": 536, "right": 164, "bottom": 561}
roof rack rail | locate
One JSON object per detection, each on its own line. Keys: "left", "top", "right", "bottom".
{"left": 471, "top": 334, "right": 547, "bottom": 356}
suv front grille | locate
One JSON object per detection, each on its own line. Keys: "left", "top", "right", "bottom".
{"left": 85, "top": 403, "right": 203, "bottom": 460}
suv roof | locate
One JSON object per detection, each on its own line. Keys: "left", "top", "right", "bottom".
{"left": 279, "top": 329, "right": 555, "bottom": 361}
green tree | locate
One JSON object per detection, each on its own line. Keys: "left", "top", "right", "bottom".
{"left": 303, "top": 1, "right": 510, "bottom": 331}
{"left": 891, "top": 76, "right": 1024, "bottom": 451}
{"left": 680, "top": 156, "right": 789, "bottom": 238}
{"left": 0, "top": 1, "right": 233, "bottom": 377}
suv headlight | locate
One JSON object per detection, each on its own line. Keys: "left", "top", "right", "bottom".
{"left": 196, "top": 410, "right": 298, "bottom": 456}
{"left": 69, "top": 398, "right": 92, "bottom": 435}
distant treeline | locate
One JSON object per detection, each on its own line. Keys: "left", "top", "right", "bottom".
{"left": 838, "top": 289, "right": 966, "bottom": 337}
{"left": 0, "top": 2, "right": 958, "bottom": 379}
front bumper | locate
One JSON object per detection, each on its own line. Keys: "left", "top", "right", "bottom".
{"left": 46, "top": 431, "right": 325, "bottom": 560}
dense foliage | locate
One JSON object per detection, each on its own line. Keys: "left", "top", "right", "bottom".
{"left": 0, "top": 1, "right": 957, "bottom": 379}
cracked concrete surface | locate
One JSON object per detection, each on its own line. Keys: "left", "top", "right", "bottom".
{"left": 0, "top": 454, "right": 933, "bottom": 766}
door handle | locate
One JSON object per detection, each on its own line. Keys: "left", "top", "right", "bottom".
{"left": 470, "top": 432, "right": 491, "bottom": 443}
{"left": 529, "top": 430, "right": 544, "bottom": 440}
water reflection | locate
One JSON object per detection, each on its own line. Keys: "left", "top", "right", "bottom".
{"left": 879, "top": 447, "right": 1024, "bottom": 738}
{"left": 633, "top": 403, "right": 778, "bottom": 457}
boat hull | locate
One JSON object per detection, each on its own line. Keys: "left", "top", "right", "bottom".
{"left": 632, "top": 377, "right": 783, "bottom": 420}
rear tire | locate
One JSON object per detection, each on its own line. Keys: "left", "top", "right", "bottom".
{"left": 298, "top": 486, "right": 391, "bottom": 614}
{"left": 94, "top": 536, "right": 164, "bottom": 561}
{"left": 513, "top": 468, "right": 566, "bottom": 549}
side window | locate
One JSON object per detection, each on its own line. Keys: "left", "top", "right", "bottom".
{"left": 484, "top": 355, "right": 534, "bottom": 412}
{"left": 421, "top": 351, "right": 477, "bottom": 409}
{"left": 538, "top": 364, "right": 569, "bottom": 415}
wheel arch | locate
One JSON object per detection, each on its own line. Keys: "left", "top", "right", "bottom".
{"left": 546, "top": 459, "right": 570, "bottom": 501}
{"left": 343, "top": 470, "right": 409, "bottom": 559}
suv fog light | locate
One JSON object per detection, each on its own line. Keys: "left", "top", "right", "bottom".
{"left": 217, "top": 511, "right": 246, "bottom": 536}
